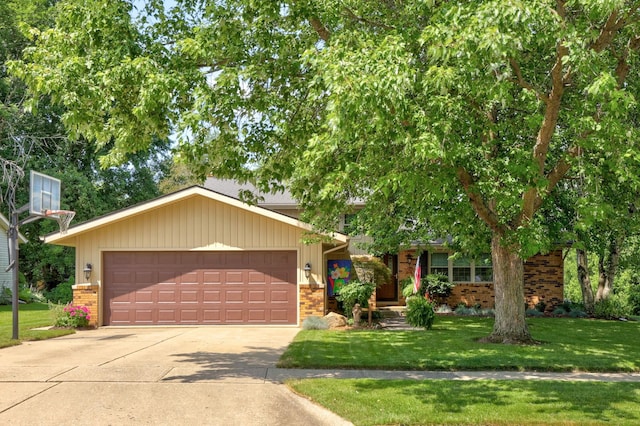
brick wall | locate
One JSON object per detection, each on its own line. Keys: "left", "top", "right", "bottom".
{"left": 299, "top": 283, "right": 325, "bottom": 324}
{"left": 397, "top": 249, "right": 564, "bottom": 311}
{"left": 523, "top": 250, "right": 564, "bottom": 312}
{"left": 72, "top": 284, "right": 99, "bottom": 327}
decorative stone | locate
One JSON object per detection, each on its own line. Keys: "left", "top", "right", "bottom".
{"left": 324, "top": 312, "right": 348, "bottom": 329}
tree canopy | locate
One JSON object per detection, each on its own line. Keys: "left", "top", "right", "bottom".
{"left": 11, "top": 0, "right": 640, "bottom": 342}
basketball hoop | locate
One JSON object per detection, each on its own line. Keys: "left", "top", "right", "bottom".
{"left": 44, "top": 209, "right": 76, "bottom": 235}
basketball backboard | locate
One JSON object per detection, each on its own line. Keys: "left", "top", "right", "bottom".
{"left": 30, "top": 171, "right": 61, "bottom": 216}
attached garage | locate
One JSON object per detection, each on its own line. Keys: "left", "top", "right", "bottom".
{"left": 104, "top": 251, "right": 297, "bottom": 325}
{"left": 43, "top": 186, "right": 349, "bottom": 327}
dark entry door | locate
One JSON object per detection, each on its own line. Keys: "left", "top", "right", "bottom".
{"left": 376, "top": 254, "right": 398, "bottom": 301}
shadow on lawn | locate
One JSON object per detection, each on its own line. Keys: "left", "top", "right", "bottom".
{"left": 353, "top": 379, "right": 639, "bottom": 424}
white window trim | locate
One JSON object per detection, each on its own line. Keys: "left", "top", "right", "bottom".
{"left": 427, "top": 251, "right": 493, "bottom": 283}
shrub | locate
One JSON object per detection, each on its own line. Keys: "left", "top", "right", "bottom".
{"left": 51, "top": 303, "right": 91, "bottom": 328}
{"left": 534, "top": 300, "right": 547, "bottom": 312}
{"left": 405, "top": 296, "right": 436, "bottom": 329}
{"left": 526, "top": 309, "right": 544, "bottom": 317}
{"left": 402, "top": 274, "right": 454, "bottom": 303}
{"left": 594, "top": 297, "right": 631, "bottom": 320}
{"left": 0, "top": 287, "right": 12, "bottom": 305}
{"left": 335, "top": 280, "right": 376, "bottom": 318}
{"left": 302, "top": 316, "right": 329, "bottom": 330}
{"left": 628, "top": 284, "right": 640, "bottom": 315}
{"left": 45, "top": 277, "right": 74, "bottom": 304}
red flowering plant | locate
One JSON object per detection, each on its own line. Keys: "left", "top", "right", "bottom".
{"left": 53, "top": 303, "right": 91, "bottom": 328}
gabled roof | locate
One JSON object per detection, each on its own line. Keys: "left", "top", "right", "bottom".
{"left": 204, "top": 177, "right": 366, "bottom": 209}
{"left": 43, "top": 186, "right": 349, "bottom": 246}
{"left": 0, "top": 213, "right": 27, "bottom": 244}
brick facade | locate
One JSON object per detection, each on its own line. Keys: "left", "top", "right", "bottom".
{"left": 299, "top": 283, "right": 325, "bottom": 324}
{"left": 72, "top": 284, "right": 99, "bottom": 327}
{"left": 397, "top": 249, "right": 564, "bottom": 312}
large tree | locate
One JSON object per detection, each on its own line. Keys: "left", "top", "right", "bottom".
{"left": 12, "top": 1, "right": 640, "bottom": 342}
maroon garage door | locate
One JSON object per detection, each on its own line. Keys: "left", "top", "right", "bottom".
{"left": 103, "top": 251, "right": 297, "bottom": 325}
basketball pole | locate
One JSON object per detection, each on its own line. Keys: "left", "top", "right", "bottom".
{"left": 8, "top": 203, "right": 30, "bottom": 340}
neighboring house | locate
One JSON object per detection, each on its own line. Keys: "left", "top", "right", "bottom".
{"left": 0, "top": 213, "right": 27, "bottom": 295}
{"left": 44, "top": 186, "right": 349, "bottom": 327}
{"left": 205, "top": 178, "right": 564, "bottom": 313}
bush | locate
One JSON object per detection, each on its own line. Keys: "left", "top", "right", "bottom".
{"left": 628, "top": 284, "right": 640, "bottom": 315}
{"left": 45, "top": 277, "right": 74, "bottom": 304}
{"left": 335, "top": 280, "right": 376, "bottom": 318}
{"left": 594, "top": 297, "right": 631, "bottom": 320}
{"left": 0, "top": 287, "right": 12, "bottom": 305}
{"left": 405, "top": 296, "right": 436, "bottom": 329}
{"left": 402, "top": 274, "right": 454, "bottom": 303}
{"left": 50, "top": 303, "right": 91, "bottom": 328}
{"left": 526, "top": 309, "right": 544, "bottom": 317}
{"left": 302, "top": 316, "right": 329, "bottom": 330}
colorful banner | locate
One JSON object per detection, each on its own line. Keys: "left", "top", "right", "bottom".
{"left": 327, "top": 259, "right": 352, "bottom": 297}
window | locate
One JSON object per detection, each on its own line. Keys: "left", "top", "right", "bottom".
{"left": 430, "top": 252, "right": 448, "bottom": 276}
{"left": 474, "top": 254, "right": 493, "bottom": 282}
{"left": 426, "top": 252, "right": 493, "bottom": 283}
{"left": 342, "top": 214, "right": 357, "bottom": 234}
{"left": 452, "top": 257, "right": 471, "bottom": 282}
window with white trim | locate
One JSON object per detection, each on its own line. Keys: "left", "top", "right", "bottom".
{"left": 427, "top": 252, "right": 493, "bottom": 283}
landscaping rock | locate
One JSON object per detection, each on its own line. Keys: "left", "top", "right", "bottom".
{"left": 324, "top": 312, "right": 348, "bottom": 328}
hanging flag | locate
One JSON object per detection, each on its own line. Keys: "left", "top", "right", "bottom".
{"left": 413, "top": 254, "right": 422, "bottom": 294}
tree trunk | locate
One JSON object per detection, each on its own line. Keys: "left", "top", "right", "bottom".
{"left": 481, "top": 234, "right": 534, "bottom": 344}
{"left": 576, "top": 249, "right": 595, "bottom": 313}
{"left": 595, "top": 237, "right": 620, "bottom": 302}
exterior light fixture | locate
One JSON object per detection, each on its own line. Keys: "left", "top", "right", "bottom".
{"left": 304, "top": 262, "right": 312, "bottom": 278}
{"left": 83, "top": 263, "right": 92, "bottom": 281}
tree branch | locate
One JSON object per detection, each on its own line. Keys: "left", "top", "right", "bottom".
{"left": 343, "top": 6, "right": 395, "bottom": 31}
{"left": 520, "top": 42, "right": 568, "bottom": 225}
{"left": 456, "top": 167, "right": 506, "bottom": 235}
{"left": 509, "top": 58, "right": 548, "bottom": 103}
{"left": 309, "top": 17, "right": 330, "bottom": 42}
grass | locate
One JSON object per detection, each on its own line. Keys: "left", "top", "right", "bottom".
{"left": 0, "top": 302, "right": 75, "bottom": 348}
{"left": 284, "top": 317, "right": 640, "bottom": 425}
{"left": 288, "top": 378, "right": 640, "bottom": 426}
{"left": 279, "top": 316, "right": 640, "bottom": 372}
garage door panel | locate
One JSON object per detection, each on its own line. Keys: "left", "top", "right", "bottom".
{"left": 225, "top": 290, "right": 244, "bottom": 303}
{"left": 225, "top": 310, "right": 244, "bottom": 322}
{"left": 224, "top": 271, "right": 244, "bottom": 284}
{"left": 203, "top": 290, "right": 221, "bottom": 302}
{"left": 248, "top": 290, "right": 266, "bottom": 302}
{"left": 180, "top": 290, "right": 199, "bottom": 303}
{"left": 104, "top": 251, "right": 296, "bottom": 325}
{"left": 203, "top": 271, "right": 222, "bottom": 284}
{"left": 270, "top": 290, "right": 290, "bottom": 303}
{"left": 134, "top": 290, "right": 153, "bottom": 303}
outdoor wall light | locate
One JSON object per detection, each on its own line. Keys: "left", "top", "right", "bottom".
{"left": 83, "top": 263, "right": 92, "bottom": 281}
{"left": 304, "top": 262, "right": 312, "bottom": 278}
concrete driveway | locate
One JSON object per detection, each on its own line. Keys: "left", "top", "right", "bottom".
{"left": 0, "top": 327, "right": 351, "bottom": 425}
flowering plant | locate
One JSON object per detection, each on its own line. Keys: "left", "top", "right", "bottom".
{"left": 52, "top": 303, "right": 91, "bottom": 328}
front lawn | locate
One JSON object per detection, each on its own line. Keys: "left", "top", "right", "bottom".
{"left": 0, "top": 303, "right": 75, "bottom": 348}
{"left": 279, "top": 316, "right": 640, "bottom": 372}
{"left": 284, "top": 317, "right": 640, "bottom": 425}
{"left": 288, "top": 378, "right": 640, "bottom": 426}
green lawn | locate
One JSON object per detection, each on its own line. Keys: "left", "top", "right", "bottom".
{"left": 288, "top": 378, "right": 640, "bottom": 426}
{"left": 0, "top": 303, "right": 75, "bottom": 348}
{"left": 284, "top": 317, "right": 640, "bottom": 425}
{"left": 279, "top": 316, "right": 640, "bottom": 372}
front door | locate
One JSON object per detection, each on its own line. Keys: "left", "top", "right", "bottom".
{"left": 377, "top": 254, "right": 398, "bottom": 301}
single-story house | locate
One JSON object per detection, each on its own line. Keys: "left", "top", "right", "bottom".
{"left": 44, "top": 186, "right": 349, "bottom": 327}
{"left": 45, "top": 180, "right": 564, "bottom": 327}
{"left": 0, "top": 213, "right": 27, "bottom": 295}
